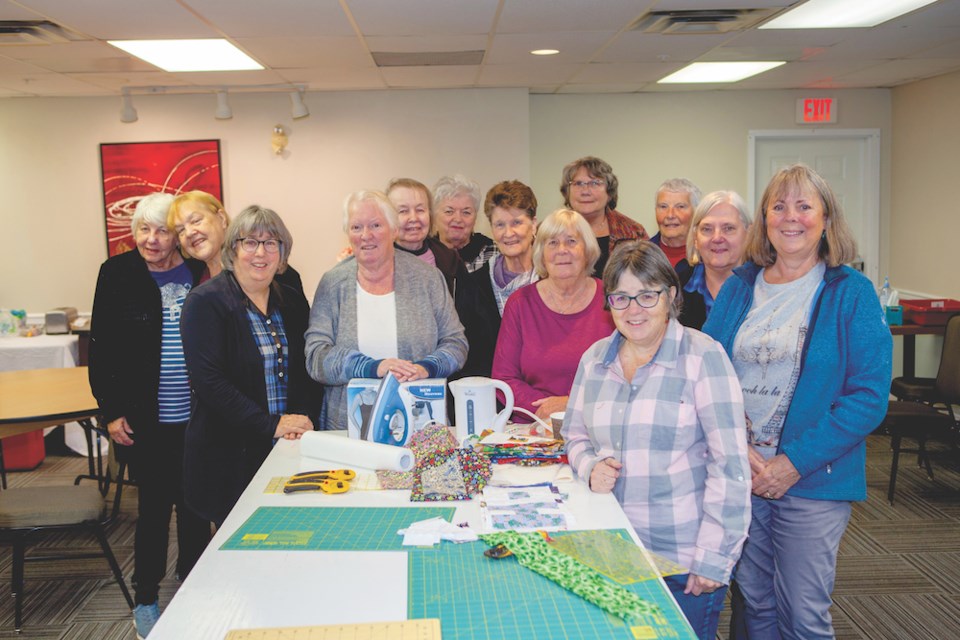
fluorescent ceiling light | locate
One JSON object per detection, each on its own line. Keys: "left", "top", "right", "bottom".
{"left": 108, "top": 39, "right": 263, "bottom": 72}
{"left": 658, "top": 61, "right": 785, "bottom": 84}
{"left": 530, "top": 49, "right": 559, "bottom": 56}
{"left": 760, "top": 0, "right": 938, "bottom": 29}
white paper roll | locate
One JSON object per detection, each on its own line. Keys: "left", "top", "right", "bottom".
{"left": 299, "top": 431, "right": 414, "bottom": 472}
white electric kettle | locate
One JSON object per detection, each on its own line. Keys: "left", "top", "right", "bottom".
{"left": 448, "top": 376, "right": 514, "bottom": 442}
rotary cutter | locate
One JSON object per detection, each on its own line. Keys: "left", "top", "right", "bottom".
{"left": 283, "top": 469, "right": 356, "bottom": 494}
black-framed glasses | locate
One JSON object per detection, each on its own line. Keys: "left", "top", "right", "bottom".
{"left": 606, "top": 289, "right": 666, "bottom": 310}
{"left": 237, "top": 237, "right": 282, "bottom": 253}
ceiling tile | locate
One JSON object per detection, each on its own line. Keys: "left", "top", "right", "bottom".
{"left": 364, "top": 35, "right": 488, "bottom": 54}
{"left": 570, "top": 61, "right": 678, "bottom": 84}
{"left": 279, "top": 67, "right": 386, "bottom": 90}
{"left": 235, "top": 37, "right": 372, "bottom": 69}
{"left": 12, "top": 0, "right": 214, "bottom": 39}
{"left": 181, "top": 0, "right": 356, "bottom": 38}
{"left": 556, "top": 82, "right": 643, "bottom": 94}
{"left": 347, "top": 0, "right": 498, "bottom": 36}
{"left": 601, "top": 32, "right": 731, "bottom": 64}
{"left": 835, "top": 58, "right": 960, "bottom": 86}
{"left": 497, "top": 0, "right": 651, "bottom": 33}
{"left": 485, "top": 32, "right": 613, "bottom": 64}
{"left": 2, "top": 41, "right": 156, "bottom": 73}
{"left": 478, "top": 63, "right": 582, "bottom": 86}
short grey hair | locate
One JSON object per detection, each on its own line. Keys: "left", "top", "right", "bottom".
{"left": 130, "top": 192, "right": 175, "bottom": 235}
{"left": 222, "top": 205, "right": 293, "bottom": 273}
{"left": 342, "top": 190, "right": 398, "bottom": 233}
{"left": 532, "top": 208, "right": 601, "bottom": 279}
{"left": 432, "top": 174, "right": 481, "bottom": 217}
{"left": 686, "top": 190, "right": 752, "bottom": 264}
{"left": 656, "top": 178, "right": 702, "bottom": 210}
{"left": 603, "top": 240, "right": 682, "bottom": 320}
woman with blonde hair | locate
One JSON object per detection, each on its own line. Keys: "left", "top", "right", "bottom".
{"left": 492, "top": 209, "right": 614, "bottom": 422}
{"left": 703, "top": 164, "right": 891, "bottom": 639}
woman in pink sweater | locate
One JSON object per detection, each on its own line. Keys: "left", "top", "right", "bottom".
{"left": 492, "top": 209, "right": 615, "bottom": 423}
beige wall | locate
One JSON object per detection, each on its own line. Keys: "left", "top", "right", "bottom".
{"left": 891, "top": 69, "right": 960, "bottom": 299}
{"left": 0, "top": 89, "right": 529, "bottom": 311}
{"left": 529, "top": 89, "right": 893, "bottom": 260}
{"left": 0, "top": 85, "right": 906, "bottom": 316}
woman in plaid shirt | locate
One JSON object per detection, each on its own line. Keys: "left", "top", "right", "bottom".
{"left": 563, "top": 240, "right": 751, "bottom": 640}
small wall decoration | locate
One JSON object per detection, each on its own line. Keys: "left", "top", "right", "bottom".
{"left": 100, "top": 139, "right": 223, "bottom": 256}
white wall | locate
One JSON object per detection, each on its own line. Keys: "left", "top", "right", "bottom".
{"left": 0, "top": 88, "right": 529, "bottom": 311}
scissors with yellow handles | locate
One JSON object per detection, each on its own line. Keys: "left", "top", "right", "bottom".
{"left": 283, "top": 469, "right": 356, "bottom": 494}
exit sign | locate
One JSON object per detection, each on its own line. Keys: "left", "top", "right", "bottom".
{"left": 796, "top": 97, "right": 837, "bottom": 124}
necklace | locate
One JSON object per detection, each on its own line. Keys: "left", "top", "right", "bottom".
{"left": 543, "top": 278, "right": 592, "bottom": 314}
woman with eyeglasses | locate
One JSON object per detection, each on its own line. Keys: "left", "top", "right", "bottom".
{"left": 563, "top": 240, "right": 751, "bottom": 640}
{"left": 679, "top": 191, "right": 753, "bottom": 330}
{"left": 181, "top": 205, "right": 320, "bottom": 527}
{"left": 305, "top": 190, "right": 467, "bottom": 430}
{"left": 492, "top": 209, "right": 615, "bottom": 423}
{"left": 560, "top": 156, "right": 648, "bottom": 278}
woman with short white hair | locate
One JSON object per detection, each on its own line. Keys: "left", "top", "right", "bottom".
{"left": 433, "top": 174, "right": 496, "bottom": 272}
{"left": 306, "top": 190, "right": 468, "bottom": 429}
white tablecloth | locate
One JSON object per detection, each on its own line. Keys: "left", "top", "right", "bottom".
{"left": 0, "top": 334, "right": 79, "bottom": 372}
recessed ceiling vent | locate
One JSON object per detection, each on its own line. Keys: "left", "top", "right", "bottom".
{"left": 0, "top": 20, "right": 82, "bottom": 45}
{"left": 372, "top": 50, "right": 484, "bottom": 67}
{"left": 631, "top": 9, "right": 778, "bottom": 35}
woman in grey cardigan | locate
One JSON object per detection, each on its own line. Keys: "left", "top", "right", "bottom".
{"left": 306, "top": 190, "right": 467, "bottom": 429}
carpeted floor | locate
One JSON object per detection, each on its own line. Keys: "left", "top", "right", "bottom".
{"left": 0, "top": 434, "right": 958, "bottom": 639}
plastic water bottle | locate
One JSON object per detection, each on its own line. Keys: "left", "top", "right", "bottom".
{"left": 879, "top": 277, "right": 891, "bottom": 308}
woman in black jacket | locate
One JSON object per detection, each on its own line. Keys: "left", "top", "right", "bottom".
{"left": 89, "top": 192, "right": 211, "bottom": 638}
{"left": 181, "top": 205, "right": 321, "bottom": 527}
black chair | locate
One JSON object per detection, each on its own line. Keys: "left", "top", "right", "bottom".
{"left": 890, "top": 314, "right": 960, "bottom": 410}
{"left": 880, "top": 315, "right": 960, "bottom": 504}
{"left": 73, "top": 417, "right": 135, "bottom": 521}
{"left": 0, "top": 484, "right": 133, "bottom": 631}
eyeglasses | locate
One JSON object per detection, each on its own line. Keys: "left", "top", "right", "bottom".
{"left": 606, "top": 289, "right": 666, "bottom": 310}
{"left": 237, "top": 237, "right": 282, "bottom": 253}
{"left": 569, "top": 179, "right": 605, "bottom": 190}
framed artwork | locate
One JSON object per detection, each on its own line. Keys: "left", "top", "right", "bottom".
{"left": 99, "top": 139, "right": 223, "bottom": 256}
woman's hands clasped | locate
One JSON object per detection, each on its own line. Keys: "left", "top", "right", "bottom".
{"left": 376, "top": 358, "right": 428, "bottom": 382}
{"left": 107, "top": 416, "right": 135, "bottom": 446}
{"left": 275, "top": 414, "right": 312, "bottom": 440}
{"left": 750, "top": 451, "right": 801, "bottom": 500}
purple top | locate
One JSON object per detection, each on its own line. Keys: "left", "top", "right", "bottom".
{"left": 492, "top": 279, "right": 615, "bottom": 422}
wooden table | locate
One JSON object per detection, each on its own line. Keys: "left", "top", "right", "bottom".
{"left": 0, "top": 367, "right": 103, "bottom": 489}
{"left": 891, "top": 324, "right": 946, "bottom": 378}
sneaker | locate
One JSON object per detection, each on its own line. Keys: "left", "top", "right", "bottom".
{"left": 133, "top": 601, "right": 160, "bottom": 639}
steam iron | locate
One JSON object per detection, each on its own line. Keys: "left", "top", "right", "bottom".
{"left": 367, "top": 373, "right": 409, "bottom": 446}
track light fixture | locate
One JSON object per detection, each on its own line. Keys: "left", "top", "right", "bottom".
{"left": 119, "top": 89, "right": 138, "bottom": 123}
{"left": 290, "top": 87, "right": 309, "bottom": 119}
{"left": 215, "top": 90, "right": 232, "bottom": 119}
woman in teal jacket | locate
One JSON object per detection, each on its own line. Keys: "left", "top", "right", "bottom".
{"left": 703, "top": 164, "right": 891, "bottom": 640}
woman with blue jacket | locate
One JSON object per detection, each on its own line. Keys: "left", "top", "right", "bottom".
{"left": 703, "top": 164, "right": 891, "bottom": 640}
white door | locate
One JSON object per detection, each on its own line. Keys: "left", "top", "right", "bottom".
{"left": 748, "top": 129, "right": 881, "bottom": 284}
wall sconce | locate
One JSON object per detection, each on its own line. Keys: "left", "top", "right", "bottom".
{"left": 120, "top": 89, "right": 138, "bottom": 123}
{"left": 271, "top": 124, "right": 288, "bottom": 154}
{"left": 290, "top": 87, "right": 309, "bottom": 119}
{"left": 215, "top": 90, "right": 232, "bottom": 119}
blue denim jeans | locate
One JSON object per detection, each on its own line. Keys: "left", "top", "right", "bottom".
{"left": 664, "top": 574, "right": 728, "bottom": 640}
{"left": 737, "top": 493, "right": 851, "bottom": 640}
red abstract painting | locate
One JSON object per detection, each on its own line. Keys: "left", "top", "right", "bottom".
{"left": 100, "top": 139, "right": 223, "bottom": 256}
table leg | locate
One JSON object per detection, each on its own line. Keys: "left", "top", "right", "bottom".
{"left": 902, "top": 334, "right": 917, "bottom": 379}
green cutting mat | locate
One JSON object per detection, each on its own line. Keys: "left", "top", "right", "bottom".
{"left": 219, "top": 506, "right": 456, "bottom": 551}
{"left": 407, "top": 530, "right": 696, "bottom": 640}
